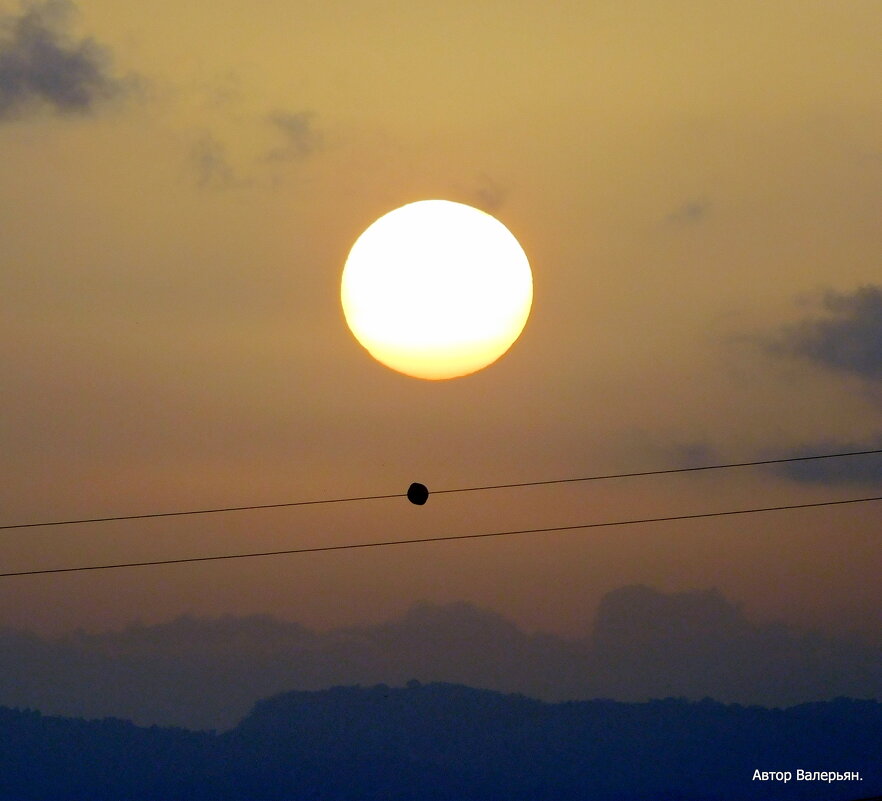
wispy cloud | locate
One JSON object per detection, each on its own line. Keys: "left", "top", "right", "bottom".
{"left": 265, "top": 110, "right": 320, "bottom": 161}
{"left": 0, "top": 0, "right": 129, "bottom": 121}
{"left": 472, "top": 174, "right": 507, "bottom": 212}
{"left": 665, "top": 198, "right": 710, "bottom": 225}
{"left": 190, "top": 133, "right": 240, "bottom": 189}
{"left": 648, "top": 435, "right": 881, "bottom": 487}
{"left": 189, "top": 110, "right": 320, "bottom": 189}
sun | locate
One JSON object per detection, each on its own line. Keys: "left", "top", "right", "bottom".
{"left": 341, "top": 200, "right": 533, "bottom": 380}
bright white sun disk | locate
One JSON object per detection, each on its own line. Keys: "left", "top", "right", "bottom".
{"left": 341, "top": 200, "right": 532, "bottom": 380}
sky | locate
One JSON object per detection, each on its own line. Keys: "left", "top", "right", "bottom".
{"left": 1, "top": 0, "right": 880, "bottom": 641}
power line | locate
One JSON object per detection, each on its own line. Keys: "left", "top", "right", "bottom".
{"left": 433, "top": 447, "right": 882, "bottom": 495}
{"left": 0, "top": 492, "right": 405, "bottom": 532}
{"left": 1, "top": 447, "right": 880, "bottom": 533}
{"left": 2, "top": 494, "right": 879, "bottom": 579}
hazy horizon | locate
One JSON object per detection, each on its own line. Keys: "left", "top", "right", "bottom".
{"left": 3, "top": 578, "right": 882, "bottom": 646}
{"left": 2, "top": 583, "right": 879, "bottom": 732}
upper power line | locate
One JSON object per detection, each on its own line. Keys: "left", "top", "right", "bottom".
{"left": 1, "top": 447, "right": 880, "bottom": 532}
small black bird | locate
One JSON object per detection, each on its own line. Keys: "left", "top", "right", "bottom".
{"left": 407, "top": 482, "right": 429, "bottom": 505}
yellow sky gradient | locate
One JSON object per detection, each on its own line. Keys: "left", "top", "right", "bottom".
{"left": 1, "top": 0, "right": 880, "bottom": 639}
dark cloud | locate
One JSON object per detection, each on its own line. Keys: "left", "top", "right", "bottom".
{"left": 771, "top": 285, "right": 882, "bottom": 380}
{"left": 665, "top": 197, "right": 710, "bottom": 224}
{"left": 772, "top": 436, "right": 882, "bottom": 486}
{"left": 0, "top": 0, "right": 126, "bottom": 120}
{"left": 265, "top": 110, "right": 319, "bottom": 161}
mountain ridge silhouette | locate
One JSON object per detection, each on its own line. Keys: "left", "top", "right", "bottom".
{"left": 1, "top": 684, "right": 879, "bottom": 800}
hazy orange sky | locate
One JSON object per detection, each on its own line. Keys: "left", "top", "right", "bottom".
{"left": 1, "top": 0, "right": 880, "bottom": 639}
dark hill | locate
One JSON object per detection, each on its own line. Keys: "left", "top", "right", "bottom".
{"left": 1, "top": 684, "right": 879, "bottom": 800}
